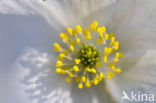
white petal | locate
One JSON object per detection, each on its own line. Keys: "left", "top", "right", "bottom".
{"left": 108, "top": 0, "right": 156, "bottom": 52}
{"left": 15, "top": 48, "right": 72, "bottom": 103}
{"left": 70, "top": 81, "right": 117, "bottom": 103}
{"left": 106, "top": 50, "right": 156, "bottom": 102}
{"left": 0, "top": 10, "right": 72, "bottom": 102}
{"left": 0, "top": 0, "right": 116, "bottom": 30}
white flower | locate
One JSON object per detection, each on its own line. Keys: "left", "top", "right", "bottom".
{"left": 0, "top": 0, "right": 156, "bottom": 103}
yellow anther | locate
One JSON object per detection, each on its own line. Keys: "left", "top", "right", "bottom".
{"left": 58, "top": 53, "right": 65, "bottom": 60}
{"left": 106, "top": 75, "right": 111, "bottom": 79}
{"left": 103, "top": 56, "right": 107, "bottom": 63}
{"left": 93, "top": 79, "right": 98, "bottom": 85}
{"left": 53, "top": 42, "right": 61, "bottom": 52}
{"left": 115, "top": 52, "right": 123, "bottom": 58}
{"left": 86, "top": 67, "right": 91, "bottom": 72}
{"left": 64, "top": 33, "right": 68, "bottom": 41}
{"left": 68, "top": 72, "right": 73, "bottom": 77}
{"left": 96, "top": 39, "right": 102, "bottom": 44}
{"left": 59, "top": 33, "right": 65, "bottom": 39}
{"left": 104, "top": 33, "right": 108, "bottom": 40}
{"left": 82, "top": 76, "right": 86, "bottom": 82}
{"left": 99, "top": 72, "right": 104, "bottom": 78}
{"left": 70, "top": 45, "right": 74, "bottom": 51}
{"left": 111, "top": 37, "right": 115, "bottom": 43}
{"left": 63, "top": 66, "right": 70, "bottom": 70}
{"left": 78, "top": 83, "right": 83, "bottom": 89}
{"left": 107, "top": 72, "right": 114, "bottom": 77}
{"left": 83, "top": 28, "right": 90, "bottom": 35}
{"left": 114, "top": 41, "right": 119, "bottom": 46}
{"left": 108, "top": 32, "right": 114, "bottom": 39}
{"left": 115, "top": 68, "right": 121, "bottom": 73}
{"left": 65, "top": 77, "right": 71, "bottom": 83}
{"left": 104, "top": 47, "right": 108, "bottom": 54}
{"left": 101, "top": 26, "right": 106, "bottom": 32}
{"left": 93, "top": 21, "right": 98, "bottom": 28}
{"left": 66, "top": 27, "right": 72, "bottom": 34}
{"left": 89, "top": 21, "right": 98, "bottom": 31}
{"left": 73, "top": 66, "right": 79, "bottom": 72}
{"left": 61, "top": 71, "right": 65, "bottom": 75}
{"left": 96, "top": 62, "right": 101, "bottom": 67}
{"left": 56, "top": 60, "right": 62, "bottom": 68}
{"left": 108, "top": 63, "right": 115, "bottom": 70}
{"left": 89, "top": 24, "right": 95, "bottom": 31}
{"left": 72, "top": 30, "right": 77, "bottom": 36}
{"left": 97, "top": 28, "right": 103, "bottom": 35}
{"left": 75, "top": 25, "right": 81, "bottom": 33}
{"left": 85, "top": 82, "right": 91, "bottom": 87}
{"left": 75, "top": 77, "right": 81, "bottom": 83}
{"left": 113, "top": 58, "right": 118, "bottom": 62}
{"left": 114, "top": 45, "right": 119, "bottom": 50}
{"left": 91, "top": 68, "right": 96, "bottom": 73}
{"left": 56, "top": 68, "right": 62, "bottom": 73}
{"left": 62, "top": 49, "right": 69, "bottom": 55}
{"left": 108, "top": 48, "right": 112, "bottom": 54}
{"left": 76, "top": 38, "right": 80, "bottom": 44}
{"left": 85, "top": 35, "right": 91, "bottom": 40}
{"left": 95, "top": 75, "right": 99, "bottom": 79}
{"left": 75, "top": 59, "right": 81, "bottom": 64}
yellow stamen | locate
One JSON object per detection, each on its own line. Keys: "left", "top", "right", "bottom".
{"left": 76, "top": 38, "right": 81, "bottom": 44}
{"left": 115, "top": 52, "right": 123, "bottom": 58}
{"left": 59, "top": 33, "right": 65, "bottom": 39}
{"left": 78, "top": 83, "right": 83, "bottom": 89}
{"left": 83, "top": 28, "right": 90, "bottom": 36}
{"left": 67, "top": 27, "right": 72, "bottom": 34}
{"left": 72, "top": 30, "right": 77, "bottom": 36}
{"left": 103, "top": 56, "right": 107, "bottom": 63}
{"left": 65, "top": 77, "right": 71, "bottom": 83}
{"left": 104, "top": 33, "right": 108, "bottom": 40}
{"left": 68, "top": 72, "right": 74, "bottom": 77}
{"left": 70, "top": 45, "right": 74, "bottom": 51}
{"left": 73, "top": 66, "right": 79, "bottom": 72}
{"left": 108, "top": 63, "right": 115, "bottom": 70}
{"left": 53, "top": 42, "right": 61, "bottom": 52}
{"left": 96, "top": 39, "right": 102, "bottom": 44}
{"left": 85, "top": 82, "right": 91, "bottom": 87}
{"left": 56, "top": 68, "right": 62, "bottom": 73}
{"left": 85, "top": 35, "right": 91, "bottom": 40}
{"left": 115, "top": 68, "right": 122, "bottom": 73}
{"left": 58, "top": 53, "right": 65, "bottom": 60}
{"left": 82, "top": 76, "right": 86, "bottom": 82}
{"left": 75, "top": 25, "right": 81, "bottom": 33}
{"left": 113, "top": 58, "right": 118, "bottom": 62}
{"left": 96, "top": 62, "right": 101, "bottom": 67}
{"left": 97, "top": 28, "right": 103, "bottom": 35}
{"left": 56, "top": 60, "right": 62, "bottom": 68}
{"left": 75, "top": 59, "right": 81, "bottom": 64}
{"left": 93, "top": 79, "right": 98, "bottom": 85}
{"left": 91, "top": 68, "right": 96, "bottom": 73}
{"left": 101, "top": 26, "right": 106, "bottom": 32}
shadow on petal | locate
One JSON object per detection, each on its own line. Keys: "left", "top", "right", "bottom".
{"left": 0, "top": 14, "right": 72, "bottom": 103}
{"left": 17, "top": 48, "right": 72, "bottom": 103}
{"left": 70, "top": 80, "right": 117, "bottom": 103}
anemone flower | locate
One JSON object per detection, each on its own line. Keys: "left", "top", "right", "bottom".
{"left": 0, "top": 0, "right": 156, "bottom": 103}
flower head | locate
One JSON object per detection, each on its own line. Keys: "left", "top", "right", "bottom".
{"left": 54, "top": 21, "right": 123, "bottom": 89}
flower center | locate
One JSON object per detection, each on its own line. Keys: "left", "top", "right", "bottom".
{"left": 77, "top": 44, "right": 100, "bottom": 68}
{"left": 53, "top": 21, "right": 123, "bottom": 89}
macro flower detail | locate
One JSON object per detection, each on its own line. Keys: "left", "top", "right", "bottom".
{"left": 53, "top": 21, "right": 123, "bottom": 89}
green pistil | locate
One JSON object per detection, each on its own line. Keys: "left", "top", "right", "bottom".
{"left": 77, "top": 44, "right": 100, "bottom": 68}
